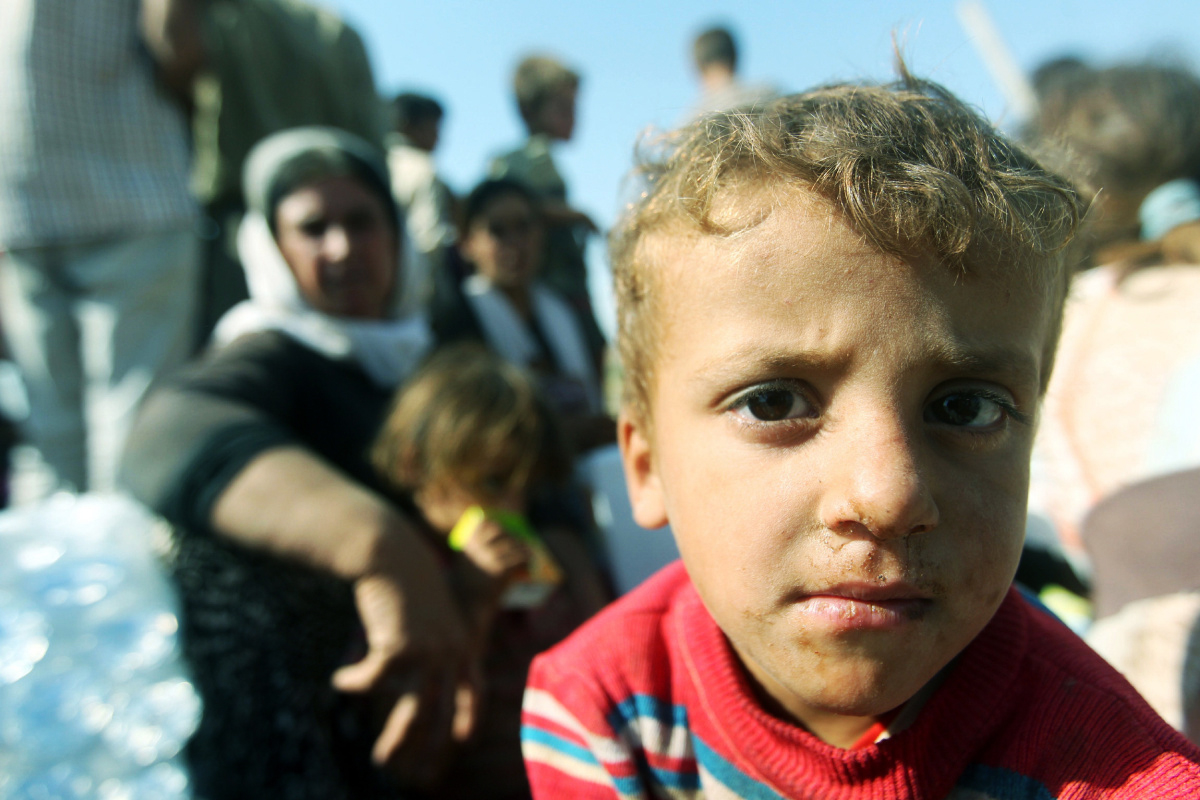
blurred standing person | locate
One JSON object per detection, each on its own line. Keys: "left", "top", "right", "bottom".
{"left": 489, "top": 54, "right": 605, "bottom": 357}
{"left": 0, "top": 0, "right": 199, "bottom": 502}
{"left": 388, "top": 92, "right": 457, "bottom": 281}
{"left": 1023, "top": 59, "right": 1200, "bottom": 745}
{"left": 186, "top": 0, "right": 388, "bottom": 345}
{"left": 688, "top": 25, "right": 777, "bottom": 119}
{"left": 1025, "top": 61, "right": 1200, "bottom": 563}
{"left": 122, "top": 127, "right": 469, "bottom": 798}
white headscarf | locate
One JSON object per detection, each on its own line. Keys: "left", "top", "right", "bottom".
{"left": 461, "top": 273, "right": 602, "bottom": 414}
{"left": 213, "top": 127, "right": 432, "bottom": 387}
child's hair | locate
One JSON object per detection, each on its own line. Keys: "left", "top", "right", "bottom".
{"left": 372, "top": 344, "right": 571, "bottom": 499}
{"left": 459, "top": 177, "right": 542, "bottom": 240}
{"left": 1025, "top": 60, "right": 1200, "bottom": 268}
{"left": 611, "top": 73, "right": 1085, "bottom": 425}
{"left": 513, "top": 54, "right": 580, "bottom": 129}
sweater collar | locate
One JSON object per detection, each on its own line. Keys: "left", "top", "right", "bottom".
{"left": 675, "top": 583, "right": 1030, "bottom": 799}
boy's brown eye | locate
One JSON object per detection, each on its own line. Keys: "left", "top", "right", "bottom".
{"left": 925, "top": 393, "right": 1005, "bottom": 428}
{"left": 736, "top": 386, "right": 812, "bottom": 422}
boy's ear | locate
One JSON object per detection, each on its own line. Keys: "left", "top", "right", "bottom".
{"left": 618, "top": 410, "right": 668, "bottom": 530}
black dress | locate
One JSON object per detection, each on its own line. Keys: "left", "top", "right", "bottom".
{"left": 121, "top": 331, "right": 402, "bottom": 800}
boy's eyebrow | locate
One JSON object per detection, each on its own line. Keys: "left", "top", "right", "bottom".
{"left": 691, "top": 346, "right": 847, "bottom": 385}
{"left": 930, "top": 344, "right": 1041, "bottom": 384}
{"left": 691, "top": 343, "right": 1041, "bottom": 386}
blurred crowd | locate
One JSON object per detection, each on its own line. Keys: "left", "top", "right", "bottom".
{"left": 2, "top": 0, "right": 1200, "bottom": 797}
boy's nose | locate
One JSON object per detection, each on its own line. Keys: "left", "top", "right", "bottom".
{"left": 819, "top": 414, "right": 939, "bottom": 541}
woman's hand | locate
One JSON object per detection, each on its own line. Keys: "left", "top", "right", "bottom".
{"left": 331, "top": 532, "right": 476, "bottom": 787}
{"left": 210, "top": 447, "right": 476, "bottom": 788}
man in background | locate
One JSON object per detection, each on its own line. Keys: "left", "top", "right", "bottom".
{"left": 0, "top": 0, "right": 199, "bottom": 502}
{"left": 689, "top": 25, "right": 778, "bottom": 118}
{"left": 388, "top": 92, "right": 457, "bottom": 278}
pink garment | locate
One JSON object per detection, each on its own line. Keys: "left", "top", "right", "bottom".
{"left": 1029, "top": 263, "right": 1200, "bottom": 557}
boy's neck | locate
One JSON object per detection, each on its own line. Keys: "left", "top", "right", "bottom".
{"left": 741, "top": 651, "right": 949, "bottom": 748}
{"left": 752, "top": 688, "right": 885, "bottom": 749}
{"left": 796, "top": 708, "right": 884, "bottom": 750}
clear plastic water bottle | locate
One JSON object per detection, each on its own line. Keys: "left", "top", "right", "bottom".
{"left": 0, "top": 589, "right": 49, "bottom": 685}
{"left": 0, "top": 493, "right": 201, "bottom": 800}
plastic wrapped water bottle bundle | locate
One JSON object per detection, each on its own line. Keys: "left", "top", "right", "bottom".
{"left": 0, "top": 494, "right": 200, "bottom": 799}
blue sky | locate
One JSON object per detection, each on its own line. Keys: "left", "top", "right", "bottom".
{"left": 324, "top": 0, "right": 1200, "bottom": 333}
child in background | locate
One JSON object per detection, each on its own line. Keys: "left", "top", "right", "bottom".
{"left": 372, "top": 343, "right": 608, "bottom": 799}
{"left": 430, "top": 178, "right": 613, "bottom": 453}
{"left": 520, "top": 76, "right": 1200, "bottom": 798}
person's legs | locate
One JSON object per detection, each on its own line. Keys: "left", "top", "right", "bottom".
{"left": 74, "top": 228, "right": 200, "bottom": 492}
{"left": 0, "top": 246, "right": 87, "bottom": 501}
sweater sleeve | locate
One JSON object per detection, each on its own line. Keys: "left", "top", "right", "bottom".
{"left": 522, "top": 652, "right": 638, "bottom": 799}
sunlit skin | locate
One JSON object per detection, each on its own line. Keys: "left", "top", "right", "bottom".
{"left": 619, "top": 187, "right": 1056, "bottom": 748}
{"left": 274, "top": 175, "right": 398, "bottom": 319}
{"left": 461, "top": 191, "right": 545, "bottom": 313}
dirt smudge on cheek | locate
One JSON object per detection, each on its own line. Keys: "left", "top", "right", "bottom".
{"left": 741, "top": 604, "right": 770, "bottom": 623}
{"left": 905, "top": 537, "right": 944, "bottom": 598}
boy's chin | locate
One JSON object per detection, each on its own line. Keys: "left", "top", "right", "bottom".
{"left": 809, "top": 667, "right": 934, "bottom": 719}
{"left": 738, "top": 639, "right": 949, "bottom": 727}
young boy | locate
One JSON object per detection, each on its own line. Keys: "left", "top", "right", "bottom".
{"left": 520, "top": 77, "right": 1200, "bottom": 798}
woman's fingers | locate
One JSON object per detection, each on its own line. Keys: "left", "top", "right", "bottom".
{"left": 373, "top": 690, "right": 421, "bottom": 765}
{"left": 371, "top": 665, "right": 463, "bottom": 787}
{"left": 330, "top": 650, "right": 390, "bottom": 693}
{"left": 452, "top": 662, "right": 483, "bottom": 742}
{"left": 328, "top": 525, "right": 480, "bottom": 786}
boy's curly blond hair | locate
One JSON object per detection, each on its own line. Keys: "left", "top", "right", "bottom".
{"left": 612, "top": 75, "right": 1086, "bottom": 425}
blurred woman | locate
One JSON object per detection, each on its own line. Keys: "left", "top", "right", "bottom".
{"left": 121, "top": 127, "right": 472, "bottom": 798}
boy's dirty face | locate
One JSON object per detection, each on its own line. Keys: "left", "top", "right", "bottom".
{"left": 620, "top": 189, "right": 1054, "bottom": 741}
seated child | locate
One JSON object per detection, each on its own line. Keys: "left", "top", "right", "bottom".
{"left": 520, "top": 77, "right": 1200, "bottom": 798}
{"left": 372, "top": 343, "right": 609, "bottom": 799}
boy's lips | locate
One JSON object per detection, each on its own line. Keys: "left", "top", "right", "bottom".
{"left": 787, "top": 581, "right": 933, "bottom": 631}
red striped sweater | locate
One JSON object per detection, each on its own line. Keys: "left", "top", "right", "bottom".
{"left": 522, "top": 562, "right": 1200, "bottom": 799}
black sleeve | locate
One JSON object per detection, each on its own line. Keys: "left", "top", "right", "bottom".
{"left": 119, "top": 332, "right": 316, "bottom": 531}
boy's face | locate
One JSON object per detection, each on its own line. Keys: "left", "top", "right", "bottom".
{"left": 620, "top": 188, "right": 1054, "bottom": 741}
